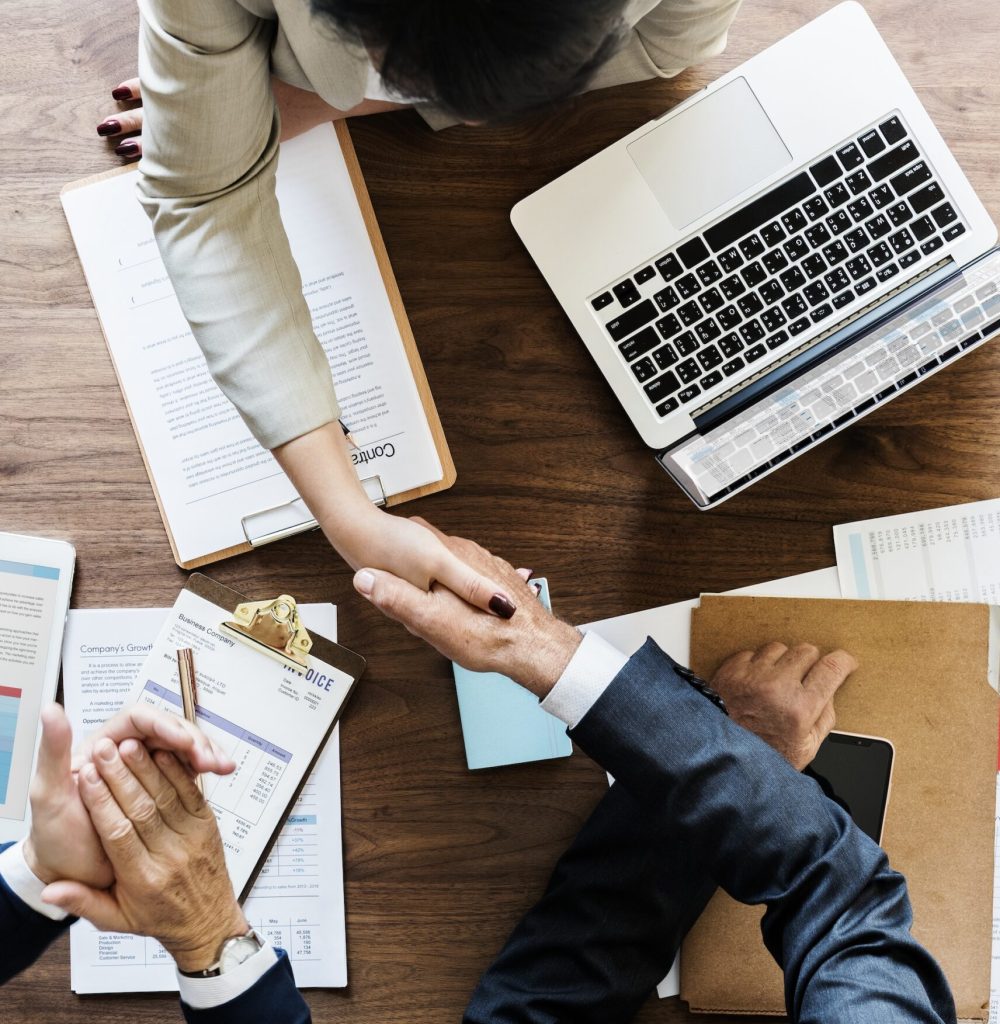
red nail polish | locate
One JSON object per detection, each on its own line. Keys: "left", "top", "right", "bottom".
{"left": 489, "top": 594, "right": 517, "bottom": 619}
{"left": 97, "top": 119, "right": 121, "bottom": 137}
{"left": 115, "top": 141, "right": 140, "bottom": 158}
{"left": 112, "top": 86, "right": 133, "bottom": 101}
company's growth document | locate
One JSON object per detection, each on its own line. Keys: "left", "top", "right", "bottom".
{"left": 61, "top": 124, "right": 446, "bottom": 567}
{"left": 833, "top": 499, "right": 1000, "bottom": 1019}
{"left": 63, "top": 601, "right": 350, "bottom": 993}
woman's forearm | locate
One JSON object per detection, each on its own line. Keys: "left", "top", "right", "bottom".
{"left": 272, "top": 422, "right": 381, "bottom": 567}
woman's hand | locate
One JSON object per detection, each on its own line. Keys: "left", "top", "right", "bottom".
{"left": 349, "top": 513, "right": 520, "bottom": 619}
{"left": 95, "top": 76, "right": 407, "bottom": 162}
{"left": 274, "top": 424, "right": 520, "bottom": 618}
{"left": 96, "top": 78, "right": 143, "bottom": 161}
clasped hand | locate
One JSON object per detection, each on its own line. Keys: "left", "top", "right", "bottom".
{"left": 25, "top": 704, "right": 247, "bottom": 972}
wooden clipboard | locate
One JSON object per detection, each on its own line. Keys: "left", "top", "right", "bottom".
{"left": 185, "top": 573, "right": 365, "bottom": 902}
{"left": 61, "top": 120, "right": 456, "bottom": 570}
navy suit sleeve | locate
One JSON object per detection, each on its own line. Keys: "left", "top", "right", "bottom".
{"left": 181, "top": 950, "right": 311, "bottom": 1024}
{"left": 464, "top": 777, "right": 716, "bottom": 1024}
{"left": 566, "top": 639, "right": 956, "bottom": 1024}
{"left": 0, "top": 842, "right": 73, "bottom": 985}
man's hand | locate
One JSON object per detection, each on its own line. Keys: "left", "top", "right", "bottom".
{"left": 24, "top": 704, "right": 236, "bottom": 889}
{"left": 709, "top": 643, "right": 858, "bottom": 770}
{"left": 354, "top": 520, "right": 582, "bottom": 697}
{"left": 73, "top": 705, "right": 235, "bottom": 777}
{"left": 42, "top": 740, "right": 247, "bottom": 973}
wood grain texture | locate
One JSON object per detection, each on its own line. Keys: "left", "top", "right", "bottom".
{"left": 1, "top": 0, "right": 997, "bottom": 1019}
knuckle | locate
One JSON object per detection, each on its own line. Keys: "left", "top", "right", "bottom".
{"left": 155, "top": 787, "right": 182, "bottom": 815}
{"left": 373, "top": 580, "right": 398, "bottom": 615}
{"left": 464, "top": 575, "right": 485, "bottom": 606}
{"left": 107, "top": 819, "right": 138, "bottom": 848}
{"left": 131, "top": 797, "right": 160, "bottom": 828}
{"left": 820, "top": 651, "right": 851, "bottom": 677}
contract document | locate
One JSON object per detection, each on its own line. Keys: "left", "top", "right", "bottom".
{"left": 61, "top": 124, "right": 450, "bottom": 568}
{"left": 62, "top": 603, "right": 348, "bottom": 994}
{"left": 833, "top": 499, "right": 1000, "bottom": 1020}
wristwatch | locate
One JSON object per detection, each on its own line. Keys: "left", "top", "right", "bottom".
{"left": 179, "top": 927, "right": 265, "bottom": 978}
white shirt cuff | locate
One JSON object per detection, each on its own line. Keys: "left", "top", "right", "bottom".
{"left": 0, "top": 840, "right": 69, "bottom": 922}
{"left": 177, "top": 942, "right": 279, "bottom": 1010}
{"left": 541, "top": 631, "right": 629, "bottom": 730}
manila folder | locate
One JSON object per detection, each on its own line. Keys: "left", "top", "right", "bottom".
{"left": 679, "top": 596, "right": 996, "bottom": 1020}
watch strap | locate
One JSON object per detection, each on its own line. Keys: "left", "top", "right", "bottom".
{"left": 178, "top": 927, "right": 263, "bottom": 978}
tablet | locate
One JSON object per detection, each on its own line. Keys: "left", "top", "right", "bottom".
{"left": 0, "top": 533, "right": 75, "bottom": 841}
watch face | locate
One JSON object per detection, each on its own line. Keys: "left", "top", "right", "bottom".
{"left": 220, "top": 933, "right": 263, "bottom": 973}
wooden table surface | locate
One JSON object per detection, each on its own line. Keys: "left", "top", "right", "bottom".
{"left": 2, "top": 0, "right": 998, "bottom": 1020}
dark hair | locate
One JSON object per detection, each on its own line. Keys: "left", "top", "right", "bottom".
{"left": 311, "top": 0, "right": 629, "bottom": 123}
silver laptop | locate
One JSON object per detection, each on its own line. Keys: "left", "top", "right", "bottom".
{"left": 512, "top": 2, "right": 999, "bottom": 508}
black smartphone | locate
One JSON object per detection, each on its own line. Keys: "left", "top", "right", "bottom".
{"left": 805, "top": 731, "right": 895, "bottom": 843}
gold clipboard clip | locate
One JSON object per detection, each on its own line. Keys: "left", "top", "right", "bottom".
{"left": 219, "top": 594, "right": 313, "bottom": 673}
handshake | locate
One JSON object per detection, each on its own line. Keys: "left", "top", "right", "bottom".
{"left": 21, "top": 703, "right": 247, "bottom": 974}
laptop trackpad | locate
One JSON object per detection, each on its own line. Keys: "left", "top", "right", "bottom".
{"left": 628, "top": 78, "right": 791, "bottom": 230}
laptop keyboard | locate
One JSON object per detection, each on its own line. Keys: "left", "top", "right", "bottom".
{"left": 660, "top": 250, "right": 1000, "bottom": 505}
{"left": 591, "top": 113, "right": 968, "bottom": 419}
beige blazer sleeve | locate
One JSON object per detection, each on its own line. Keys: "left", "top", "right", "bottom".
{"left": 589, "top": 0, "right": 745, "bottom": 90}
{"left": 136, "top": 0, "right": 341, "bottom": 450}
{"left": 418, "top": 0, "right": 744, "bottom": 130}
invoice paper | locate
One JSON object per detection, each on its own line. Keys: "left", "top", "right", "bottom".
{"left": 833, "top": 500, "right": 1000, "bottom": 1020}
{"left": 61, "top": 124, "right": 442, "bottom": 565}
{"left": 582, "top": 566, "right": 843, "bottom": 998}
{"left": 62, "top": 603, "right": 347, "bottom": 993}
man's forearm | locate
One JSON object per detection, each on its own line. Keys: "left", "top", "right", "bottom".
{"left": 568, "top": 640, "right": 956, "bottom": 1024}
{"left": 0, "top": 843, "right": 72, "bottom": 985}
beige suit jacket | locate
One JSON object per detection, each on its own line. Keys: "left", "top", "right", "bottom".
{"left": 136, "top": 0, "right": 743, "bottom": 448}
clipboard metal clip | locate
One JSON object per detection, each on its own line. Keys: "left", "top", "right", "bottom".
{"left": 220, "top": 594, "right": 314, "bottom": 673}
{"left": 241, "top": 476, "right": 388, "bottom": 549}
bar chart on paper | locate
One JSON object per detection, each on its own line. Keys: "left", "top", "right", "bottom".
{"left": 0, "top": 686, "right": 22, "bottom": 804}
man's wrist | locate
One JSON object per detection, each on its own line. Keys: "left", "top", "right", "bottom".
{"left": 513, "top": 621, "right": 583, "bottom": 699}
{"left": 167, "top": 905, "right": 250, "bottom": 973}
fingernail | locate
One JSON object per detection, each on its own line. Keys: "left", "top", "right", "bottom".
{"left": 489, "top": 593, "right": 517, "bottom": 619}
{"left": 97, "top": 119, "right": 120, "bottom": 137}
{"left": 115, "top": 141, "right": 140, "bottom": 157}
{"left": 82, "top": 763, "right": 99, "bottom": 783}
{"left": 112, "top": 86, "right": 133, "bottom": 100}
{"left": 96, "top": 739, "right": 116, "bottom": 762}
{"left": 354, "top": 569, "right": 376, "bottom": 596}
{"left": 123, "top": 740, "right": 143, "bottom": 760}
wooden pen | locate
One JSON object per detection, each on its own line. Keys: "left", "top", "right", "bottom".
{"left": 176, "top": 648, "right": 204, "bottom": 794}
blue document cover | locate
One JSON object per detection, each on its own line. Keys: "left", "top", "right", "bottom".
{"left": 453, "top": 578, "right": 572, "bottom": 770}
